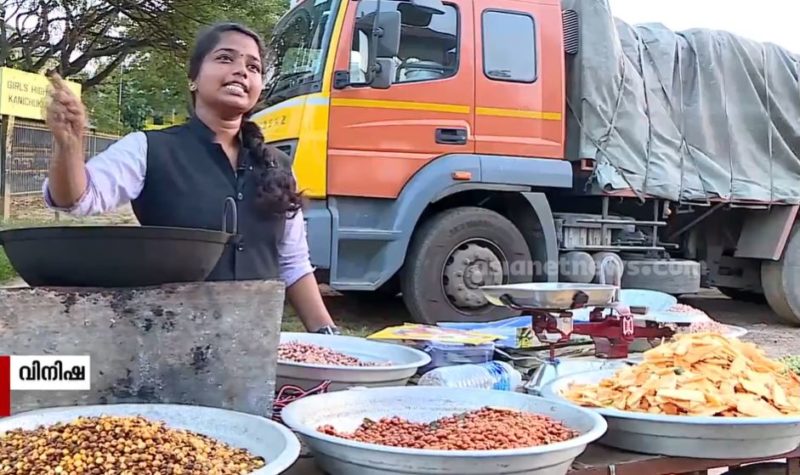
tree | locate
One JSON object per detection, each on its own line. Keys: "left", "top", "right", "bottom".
{"left": 82, "top": 52, "right": 188, "bottom": 133}
{"left": 0, "top": 0, "right": 289, "bottom": 88}
{"left": 62, "top": 0, "right": 290, "bottom": 133}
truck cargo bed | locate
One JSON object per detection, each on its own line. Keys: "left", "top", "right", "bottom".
{"left": 563, "top": 0, "right": 800, "bottom": 204}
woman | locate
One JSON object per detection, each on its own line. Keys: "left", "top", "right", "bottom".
{"left": 43, "top": 22, "right": 340, "bottom": 335}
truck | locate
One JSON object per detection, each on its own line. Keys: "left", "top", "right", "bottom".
{"left": 253, "top": 0, "right": 800, "bottom": 324}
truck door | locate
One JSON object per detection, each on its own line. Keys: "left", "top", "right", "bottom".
{"left": 327, "top": 0, "right": 475, "bottom": 199}
{"left": 473, "top": 0, "right": 564, "bottom": 158}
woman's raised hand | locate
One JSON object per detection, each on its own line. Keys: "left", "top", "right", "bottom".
{"left": 45, "top": 72, "right": 87, "bottom": 150}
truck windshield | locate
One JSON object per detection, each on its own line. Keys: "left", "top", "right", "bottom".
{"left": 262, "top": 0, "right": 339, "bottom": 107}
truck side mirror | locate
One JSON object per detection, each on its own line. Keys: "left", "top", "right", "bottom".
{"left": 366, "top": 10, "right": 400, "bottom": 89}
{"left": 369, "top": 58, "right": 394, "bottom": 89}
{"left": 372, "top": 10, "right": 401, "bottom": 58}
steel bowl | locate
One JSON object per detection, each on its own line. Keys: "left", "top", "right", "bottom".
{"left": 0, "top": 403, "right": 300, "bottom": 474}
{"left": 524, "top": 358, "right": 634, "bottom": 396}
{"left": 540, "top": 369, "right": 800, "bottom": 459}
{"left": 481, "top": 283, "right": 618, "bottom": 309}
{"left": 281, "top": 386, "right": 608, "bottom": 475}
{"left": 629, "top": 324, "right": 751, "bottom": 352}
{"left": 277, "top": 333, "right": 431, "bottom": 391}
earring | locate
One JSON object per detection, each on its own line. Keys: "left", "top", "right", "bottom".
{"left": 189, "top": 82, "right": 197, "bottom": 91}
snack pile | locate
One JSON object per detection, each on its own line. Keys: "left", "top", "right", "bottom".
{"left": 318, "top": 407, "right": 578, "bottom": 450}
{"left": 278, "top": 342, "right": 389, "bottom": 367}
{"left": 0, "top": 415, "right": 266, "bottom": 475}
{"left": 563, "top": 333, "right": 800, "bottom": 417}
{"left": 780, "top": 355, "right": 800, "bottom": 376}
{"left": 666, "top": 304, "right": 728, "bottom": 334}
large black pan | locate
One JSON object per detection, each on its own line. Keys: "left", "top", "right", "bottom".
{"left": 0, "top": 198, "right": 238, "bottom": 288}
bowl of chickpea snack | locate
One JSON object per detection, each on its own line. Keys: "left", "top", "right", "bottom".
{"left": 0, "top": 403, "right": 300, "bottom": 475}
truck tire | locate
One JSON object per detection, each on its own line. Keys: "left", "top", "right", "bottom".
{"left": 401, "top": 207, "right": 534, "bottom": 324}
{"left": 761, "top": 224, "right": 800, "bottom": 325}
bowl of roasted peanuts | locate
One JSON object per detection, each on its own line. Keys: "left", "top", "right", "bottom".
{"left": 281, "top": 386, "right": 607, "bottom": 475}
{"left": 276, "top": 332, "right": 431, "bottom": 392}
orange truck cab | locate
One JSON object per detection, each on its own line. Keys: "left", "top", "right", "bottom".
{"left": 254, "top": 0, "right": 800, "bottom": 324}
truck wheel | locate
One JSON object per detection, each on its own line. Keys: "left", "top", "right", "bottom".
{"left": 761, "top": 224, "right": 800, "bottom": 325}
{"left": 401, "top": 207, "right": 533, "bottom": 324}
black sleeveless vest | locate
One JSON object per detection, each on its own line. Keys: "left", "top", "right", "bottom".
{"left": 131, "top": 116, "right": 285, "bottom": 281}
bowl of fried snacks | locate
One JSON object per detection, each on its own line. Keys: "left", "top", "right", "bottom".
{"left": 540, "top": 333, "right": 800, "bottom": 459}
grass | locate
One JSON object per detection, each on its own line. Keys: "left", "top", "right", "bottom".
{"left": 282, "top": 294, "right": 408, "bottom": 337}
{"left": 0, "top": 248, "right": 13, "bottom": 284}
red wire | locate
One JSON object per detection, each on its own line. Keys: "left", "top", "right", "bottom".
{"left": 272, "top": 380, "right": 332, "bottom": 424}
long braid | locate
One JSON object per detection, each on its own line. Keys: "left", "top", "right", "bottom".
{"left": 240, "top": 120, "right": 303, "bottom": 218}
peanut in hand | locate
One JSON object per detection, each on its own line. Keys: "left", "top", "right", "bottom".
{"left": 45, "top": 72, "right": 87, "bottom": 147}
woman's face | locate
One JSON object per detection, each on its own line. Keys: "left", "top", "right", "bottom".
{"left": 194, "top": 31, "right": 263, "bottom": 117}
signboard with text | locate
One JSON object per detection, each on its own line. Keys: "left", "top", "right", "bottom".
{"left": 0, "top": 67, "right": 82, "bottom": 121}
{"left": 0, "top": 355, "right": 90, "bottom": 417}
